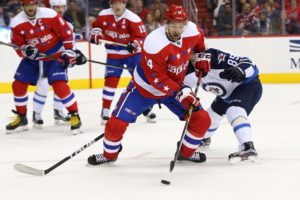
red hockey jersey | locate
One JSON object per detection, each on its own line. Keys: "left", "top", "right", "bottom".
{"left": 10, "top": 7, "right": 74, "bottom": 58}
{"left": 93, "top": 8, "right": 147, "bottom": 59}
{"left": 133, "top": 22, "right": 206, "bottom": 99}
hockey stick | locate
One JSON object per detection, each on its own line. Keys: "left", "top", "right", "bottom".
{"left": 170, "top": 71, "right": 203, "bottom": 172}
{"left": 98, "top": 39, "right": 127, "bottom": 47}
{"left": 0, "top": 41, "right": 128, "bottom": 70}
{"left": 87, "top": 59, "right": 130, "bottom": 71}
{"left": 13, "top": 133, "right": 104, "bottom": 176}
{"left": 0, "top": 40, "right": 64, "bottom": 62}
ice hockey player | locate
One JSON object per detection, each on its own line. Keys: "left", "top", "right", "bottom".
{"left": 31, "top": 0, "right": 87, "bottom": 128}
{"left": 189, "top": 48, "right": 262, "bottom": 163}
{"left": 87, "top": 4, "right": 211, "bottom": 165}
{"left": 89, "top": 0, "right": 156, "bottom": 125}
{"left": 6, "top": 0, "right": 83, "bottom": 134}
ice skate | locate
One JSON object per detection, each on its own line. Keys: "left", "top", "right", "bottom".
{"left": 229, "top": 141, "right": 258, "bottom": 163}
{"left": 70, "top": 112, "right": 82, "bottom": 135}
{"left": 54, "top": 109, "right": 70, "bottom": 125}
{"left": 87, "top": 154, "right": 117, "bottom": 165}
{"left": 177, "top": 151, "right": 206, "bottom": 163}
{"left": 199, "top": 137, "right": 211, "bottom": 148}
{"left": 32, "top": 111, "right": 43, "bottom": 129}
{"left": 142, "top": 108, "right": 156, "bottom": 123}
{"left": 6, "top": 110, "right": 28, "bottom": 134}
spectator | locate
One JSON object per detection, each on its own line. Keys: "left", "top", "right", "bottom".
{"left": 217, "top": 3, "right": 233, "bottom": 35}
{"left": 0, "top": 6, "right": 10, "bottom": 26}
{"left": 88, "top": 0, "right": 109, "bottom": 17}
{"left": 236, "top": 0, "right": 247, "bottom": 13}
{"left": 285, "top": 0, "right": 300, "bottom": 34}
{"left": 136, "top": 0, "right": 148, "bottom": 22}
{"left": 152, "top": 7, "right": 164, "bottom": 26}
{"left": 64, "top": 0, "right": 86, "bottom": 32}
{"left": 252, "top": 10, "right": 272, "bottom": 35}
{"left": 249, "top": 0, "right": 260, "bottom": 16}
{"left": 149, "top": 0, "right": 166, "bottom": 13}
{"left": 263, "top": 1, "right": 281, "bottom": 34}
{"left": 236, "top": 3, "right": 255, "bottom": 35}
{"left": 144, "top": 12, "right": 160, "bottom": 33}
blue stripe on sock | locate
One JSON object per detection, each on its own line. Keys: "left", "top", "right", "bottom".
{"left": 34, "top": 92, "right": 47, "bottom": 98}
{"left": 103, "top": 142, "right": 120, "bottom": 150}
{"left": 234, "top": 123, "right": 251, "bottom": 132}
{"left": 103, "top": 90, "right": 115, "bottom": 96}
{"left": 33, "top": 98, "right": 45, "bottom": 105}
{"left": 208, "top": 128, "right": 217, "bottom": 132}
{"left": 54, "top": 97, "right": 62, "bottom": 102}
{"left": 184, "top": 134, "right": 201, "bottom": 145}
{"left": 61, "top": 93, "right": 74, "bottom": 104}
{"left": 14, "top": 96, "right": 28, "bottom": 103}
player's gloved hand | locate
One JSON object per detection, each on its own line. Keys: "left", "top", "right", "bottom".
{"left": 194, "top": 52, "right": 211, "bottom": 77}
{"left": 61, "top": 49, "right": 77, "bottom": 69}
{"left": 175, "top": 86, "right": 201, "bottom": 111}
{"left": 21, "top": 44, "right": 39, "bottom": 59}
{"left": 126, "top": 40, "right": 141, "bottom": 53}
{"left": 89, "top": 28, "right": 104, "bottom": 45}
{"left": 74, "top": 49, "right": 87, "bottom": 65}
{"left": 219, "top": 66, "right": 246, "bottom": 83}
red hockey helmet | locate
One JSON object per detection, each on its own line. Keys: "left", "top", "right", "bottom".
{"left": 20, "top": 0, "right": 37, "bottom": 5}
{"left": 164, "top": 4, "right": 188, "bottom": 22}
{"left": 111, "top": 0, "right": 128, "bottom": 3}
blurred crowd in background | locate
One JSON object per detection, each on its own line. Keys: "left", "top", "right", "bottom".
{"left": 0, "top": 0, "right": 299, "bottom": 39}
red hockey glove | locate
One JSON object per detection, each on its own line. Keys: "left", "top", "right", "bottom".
{"left": 61, "top": 49, "right": 77, "bottom": 69}
{"left": 21, "top": 44, "right": 39, "bottom": 59}
{"left": 89, "top": 28, "right": 104, "bottom": 45}
{"left": 175, "top": 86, "right": 201, "bottom": 111}
{"left": 126, "top": 40, "right": 141, "bottom": 53}
{"left": 195, "top": 52, "right": 211, "bottom": 77}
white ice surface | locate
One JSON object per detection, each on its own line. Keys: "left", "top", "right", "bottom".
{"left": 1, "top": 84, "right": 300, "bottom": 200}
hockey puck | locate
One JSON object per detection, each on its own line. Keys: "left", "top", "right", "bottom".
{"left": 161, "top": 179, "right": 171, "bottom": 185}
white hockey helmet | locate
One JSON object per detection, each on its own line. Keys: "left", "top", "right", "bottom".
{"left": 50, "top": 0, "right": 67, "bottom": 7}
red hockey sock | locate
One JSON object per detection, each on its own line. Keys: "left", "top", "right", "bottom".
{"left": 12, "top": 80, "right": 29, "bottom": 115}
{"left": 103, "top": 116, "right": 129, "bottom": 160}
{"left": 102, "top": 77, "right": 120, "bottom": 109}
{"left": 52, "top": 81, "right": 78, "bottom": 112}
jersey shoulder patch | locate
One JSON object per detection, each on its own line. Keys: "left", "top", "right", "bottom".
{"left": 143, "top": 26, "right": 169, "bottom": 54}
{"left": 182, "top": 21, "right": 201, "bottom": 38}
{"left": 99, "top": 8, "right": 113, "bottom": 16}
{"left": 36, "top": 7, "right": 57, "bottom": 19}
{"left": 10, "top": 12, "right": 27, "bottom": 28}
{"left": 123, "top": 9, "right": 142, "bottom": 23}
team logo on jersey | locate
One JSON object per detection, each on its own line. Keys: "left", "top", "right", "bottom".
{"left": 289, "top": 40, "right": 300, "bottom": 52}
{"left": 167, "top": 61, "right": 188, "bottom": 75}
{"left": 202, "top": 82, "right": 226, "bottom": 97}
{"left": 218, "top": 53, "right": 226, "bottom": 64}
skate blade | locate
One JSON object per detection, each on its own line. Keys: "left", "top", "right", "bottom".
{"left": 72, "top": 128, "right": 83, "bottom": 135}
{"left": 55, "top": 119, "right": 70, "bottom": 126}
{"left": 33, "top": 123, "right": 43, "bottom": 129}
{"left": 229, "top": 156, "right": 260, "bottom": 164}
{"left": 146, "top": 118, "right": 156, "bottom": 123}
{"left": 6, "top": 126, "right": 29, "bottom": 134}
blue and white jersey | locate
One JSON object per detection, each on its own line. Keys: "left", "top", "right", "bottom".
{"left": 200, "top": 48, "right": 259, "bottom": 99}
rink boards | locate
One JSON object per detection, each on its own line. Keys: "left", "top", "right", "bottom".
{"left": 1, "top": 35, "right": 300, "bottom": 93}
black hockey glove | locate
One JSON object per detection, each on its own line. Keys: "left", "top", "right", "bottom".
{"left": 219, "top": 66, "right": 246, "bottom": 83}
{"left": 126, "top": 40, "right": 141, "bottom": 53}
{"left": 21, "top": 45, "right": 39, "bottom": 60}
{"left": 75, "top": 49, "right": 87, "bottom": 65}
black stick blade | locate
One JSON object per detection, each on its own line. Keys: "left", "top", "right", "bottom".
{"left": 169, "top": 160, "right": 175, "bottom": 172}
